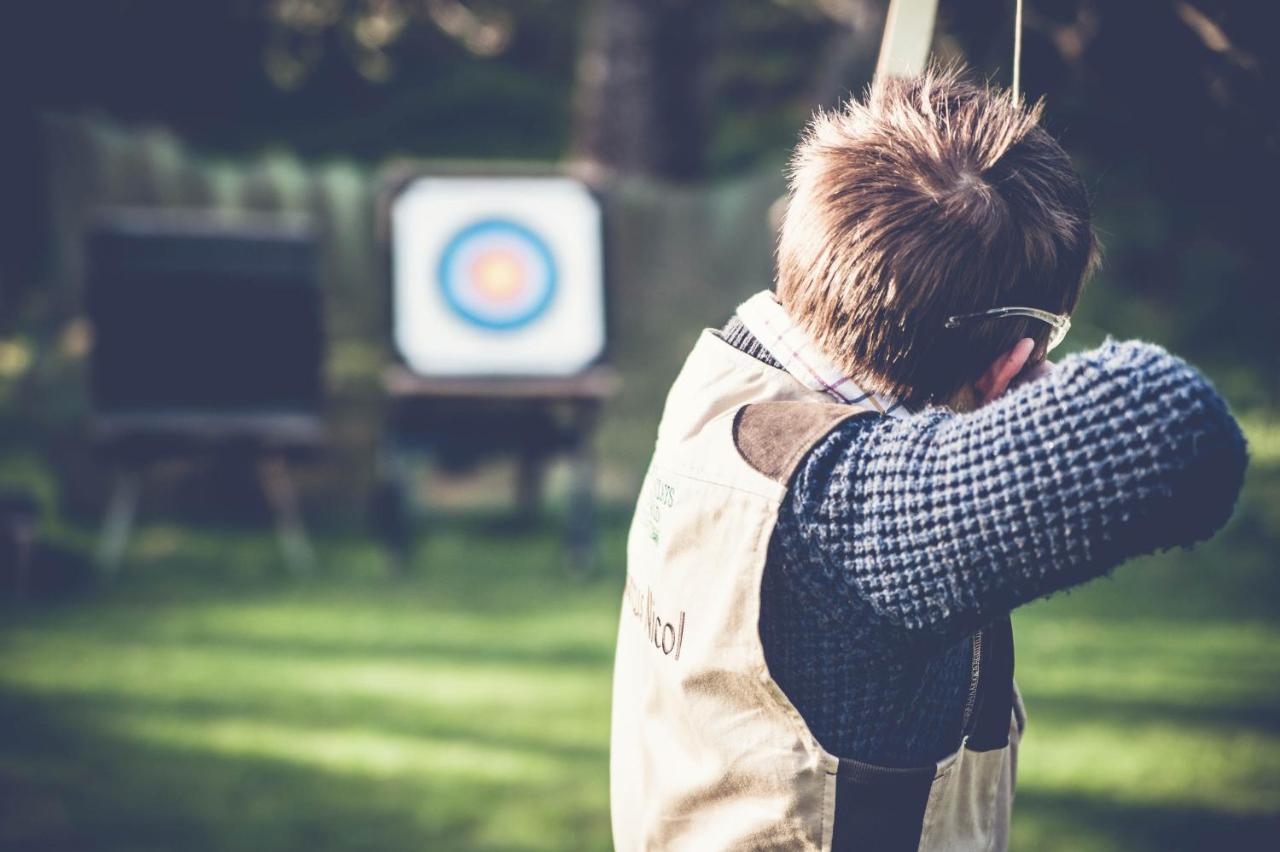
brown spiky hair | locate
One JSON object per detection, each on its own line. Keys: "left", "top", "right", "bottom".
{"left": 776, "top": 65, "right": 1098, "bottom": 408}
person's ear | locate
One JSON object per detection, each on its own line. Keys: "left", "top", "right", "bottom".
{"left": 975, "top": 337, "right": 1036, "bottom": 405}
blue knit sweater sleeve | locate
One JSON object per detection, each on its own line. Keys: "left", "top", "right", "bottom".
{"left": 788, "top": 339, "right": 1248, "bottom": 649}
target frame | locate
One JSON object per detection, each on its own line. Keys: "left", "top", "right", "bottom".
{"left": 388, "top": 172, "right": 606, "bottom": 378}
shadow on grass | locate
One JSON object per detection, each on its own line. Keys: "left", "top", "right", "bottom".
{"left": 1024, "top": 692, "right": 1280, "bottom": 740}
{"left": 0, "top": 698, "right": 474, "bottom": 852}
{"left": 1013, "top": 788, "right": 1280, "bottom": 852}
{"left": 0, "top": 687, "right": 609, "bottom": 767}
{"left": 11, "top": 697, "right": 1272, "bottom": 852}
{"left": 0, "top": 691, "right": 609, "bottom": 852}
{"left": 104, "top": 625, "right": 616, "bottom": 668}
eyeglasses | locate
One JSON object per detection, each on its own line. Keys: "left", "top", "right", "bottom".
{"left": 944, "top": 306, "right": 1071, "bottom": 352}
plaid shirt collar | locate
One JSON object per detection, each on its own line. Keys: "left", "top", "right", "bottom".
{"left": 735, "top": 290, "right": 912, "bottom": 419}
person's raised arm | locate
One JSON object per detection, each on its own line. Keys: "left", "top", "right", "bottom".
{"left": 786, "top": 339, "right": 1248, "bottom": 651}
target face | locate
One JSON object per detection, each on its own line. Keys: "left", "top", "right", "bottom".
{"left": 438, "top": 219, "right": 557, "bottom": 331}
{"left": 391, "top": 176, "right": 605, "bottom": 377}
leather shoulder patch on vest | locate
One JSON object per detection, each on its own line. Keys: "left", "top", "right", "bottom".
{"left": 732, "top": 401, "right": 875, "bottom": 485}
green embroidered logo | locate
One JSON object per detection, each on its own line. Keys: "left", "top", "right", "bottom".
{"left": 645, "top": 475, "right": 676, "bottom": 544}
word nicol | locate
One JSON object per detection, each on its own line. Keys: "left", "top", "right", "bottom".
{"left": 625, "top": 572, "right": 686, "bottom": 660}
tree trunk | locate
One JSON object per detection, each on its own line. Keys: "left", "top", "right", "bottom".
{"left": 809, "top": 0, "right": 886, "bottom": 109}
{"left": 571, "top": 0, "right": 719, "bottom": 182}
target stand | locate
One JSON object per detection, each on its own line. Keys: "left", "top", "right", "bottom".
{"left": 85, "top": 209, "right": 326, "bottom": 576}
{"left": 377, "top": 167, "right": 616, "bottom": 574}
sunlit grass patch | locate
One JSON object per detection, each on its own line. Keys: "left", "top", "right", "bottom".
{"left": 1239, "top": 413, "right": 1280, "bottom": 465}
{"left": 111, "top": 713, "right": 573, "bottom": 783}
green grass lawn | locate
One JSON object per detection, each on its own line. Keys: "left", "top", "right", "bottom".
{"left": 2, "top": 456, "right": 1279, "bottom": 851}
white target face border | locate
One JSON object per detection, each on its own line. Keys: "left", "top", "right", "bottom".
{"left": 391, "top": 176, "right": 605, "bottom": 377}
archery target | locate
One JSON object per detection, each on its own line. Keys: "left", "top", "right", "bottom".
{"left": 438, "top": 219, "right": 556, "bottom": 331}
{"left": 391, "top": 176, "right": 605, "bottom": 377}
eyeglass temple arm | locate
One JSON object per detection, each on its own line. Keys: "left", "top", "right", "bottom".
{"left": 944, "top": 306, "right": 1067, "bottom": 328}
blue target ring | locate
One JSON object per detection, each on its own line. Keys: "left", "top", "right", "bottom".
{"left": 437, "top": 218, "right": 558, "bottom": 331}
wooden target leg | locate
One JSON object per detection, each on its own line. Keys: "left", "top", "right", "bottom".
{"left": 97, "top": 470, "right": 142, "bottom": 578}
{"left": 566, "top": 404, "right": 598, "bottom": 577}
{"left": 258, "top": 456, "right": 316, "bottom": 576}
{"left": 515, "top": 448, "right": 546, "bottom": 522}
{"left": 373, "top": 433, "right": 415, "bottom": 575}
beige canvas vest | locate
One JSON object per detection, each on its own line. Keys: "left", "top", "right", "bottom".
{"left": 610, "top": 329, "right": 1022, "bottom": 851}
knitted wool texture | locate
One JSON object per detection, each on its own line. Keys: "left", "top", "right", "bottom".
{"left": 718, "top": 318, "right": 1249, "bottom": 766}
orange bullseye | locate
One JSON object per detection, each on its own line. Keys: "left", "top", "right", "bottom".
{"left": 470, "top": 250, "right": 525, "bottom": 302}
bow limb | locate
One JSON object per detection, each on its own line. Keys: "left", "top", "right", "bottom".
{"left": 874, "top": 0, "right": 939, "bottom": 82}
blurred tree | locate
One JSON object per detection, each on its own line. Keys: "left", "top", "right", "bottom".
{"left": 798, "top": 0, "right": 887, "bottom": 107}
{"left": 262, "top": 0, "right": 514, "bottom": 88}
{"left": 0, "top": 0, "right": 579, "bottom": 320}
{"left": 567, "top": 0, "right": 880, "bottom": 180}
{"left": 571, "top": 0, "right": 721, "bottom": 181}
{"left": 1, "top": 0, "right": 1276, "bottom": 397}
{"left": 940, "top": 0, "right": 1278, "bottom": 399}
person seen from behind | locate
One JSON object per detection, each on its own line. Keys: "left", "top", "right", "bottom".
{"left": 609, "top": 65, "right": 1249, "bottom": 852}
